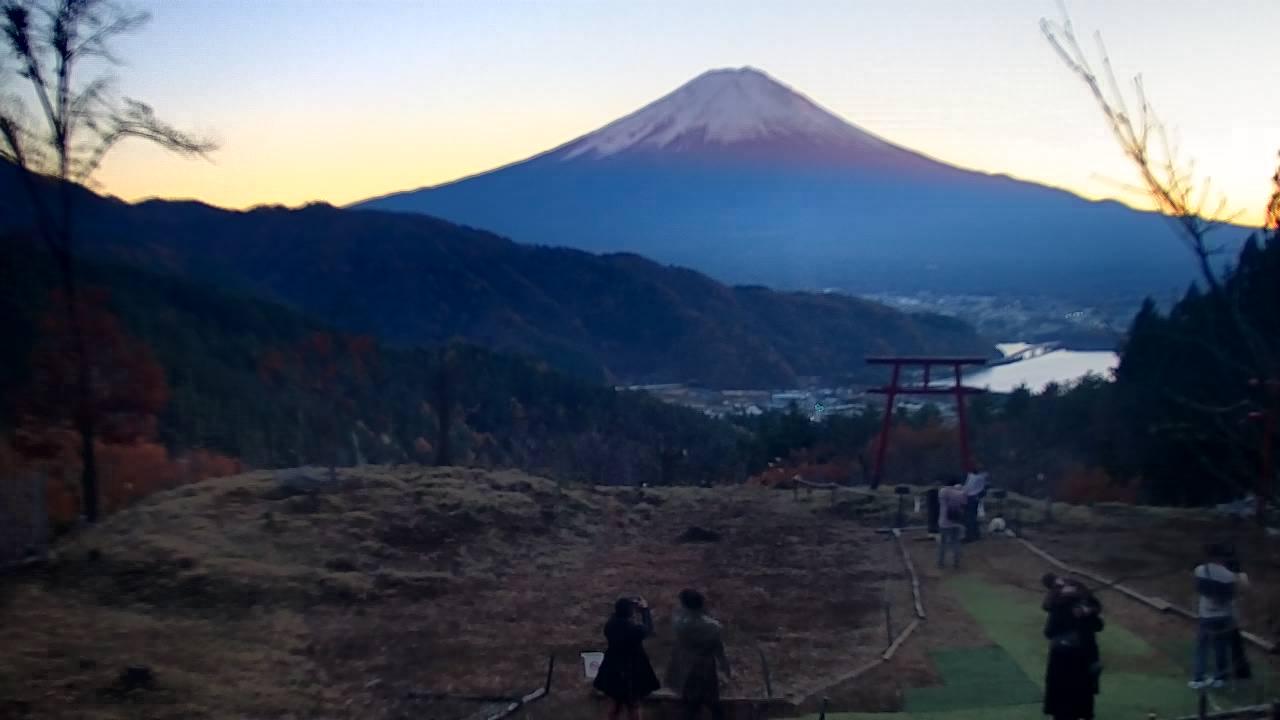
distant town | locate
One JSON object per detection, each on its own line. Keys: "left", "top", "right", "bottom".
{"left": 857, "top": 291, "right": 1134, "bottom": 350}
{"left": 620, "top": 382, "right": 961, "bottom": 422}
{"left": 621, "top": 297, "right": 1128, "bottom": 421}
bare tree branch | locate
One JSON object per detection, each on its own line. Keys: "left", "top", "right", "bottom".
{"left": 1040, "top": 10, "right": 1233, "bottom": 293}
{"left": 76, "top": 97, "right": 214, "bottom": 181}
{"left": 1043, "top": 7, "right": 1280, "bottom": 509}
{"left": 1, "top": 0, "right": 217, "bottom": 522}
{"left": 70, "top": 6, "right": 147, "bottom": 62}
{"left": 2, "top": 0, "right": 217, "bottom": 182}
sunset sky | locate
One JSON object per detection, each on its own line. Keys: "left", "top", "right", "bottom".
{"left": 88, "top": 0, "right": 1279, "bottom": 226}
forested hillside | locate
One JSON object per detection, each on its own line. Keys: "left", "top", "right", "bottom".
{"left": 0, "top": 161, "right": 992, "bottom": 388}
{"left": 1109, "top": 228, "right": 1280, "bottom": 504}
{"left": 1, "top": 243, "right": 748, "bottom": 493}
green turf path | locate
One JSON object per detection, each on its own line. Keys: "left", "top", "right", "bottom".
{"left": 903, "top": 646, "right": 1040, "bottom": 712}
{"left": 944, "top": 574, "right": 1191, "bottom": 719}
{"left": 802, "top": 574, "right": 1215, "bottom": 720}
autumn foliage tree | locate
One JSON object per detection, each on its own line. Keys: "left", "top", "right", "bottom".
{"left": 864, "top": 421, "right": 963, "bottom": 487}
{"left": 1, "top": 0, "right": 215, "bottom": 521}
{"left": 14, "top": 288, "right": 169, "bottom": 519}
{"left": 16, "top": 289, "right": 167, "bottom": 450}
{"left": 1058, "top": 463, "right": 1137, "bottom": 505}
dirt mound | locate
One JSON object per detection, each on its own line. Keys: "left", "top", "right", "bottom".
{"left": 1, "top": 470, "right": 906, "bottom": 720}
{"left": 32, "top": 467, "right": 609, "bottom": 613}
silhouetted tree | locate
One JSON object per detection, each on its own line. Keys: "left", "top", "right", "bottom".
{"left": 1043, "top": 8, "right": 1280, "bottom": 509}
{"left": 1, "top": 0, "right": 214, "bottom": 521}
{"left": 1041, "top": 11, "right": 1237, "bottom": 292}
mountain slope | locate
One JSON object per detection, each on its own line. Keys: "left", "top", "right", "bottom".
{"left": 0, "top": 242, "right": 751, "bottom": 482}
{"left": 356, "top": 67, "right": 1241, "bottom": 298}
{"left": 1, "top": 163, "right": 990, "bottom": 388}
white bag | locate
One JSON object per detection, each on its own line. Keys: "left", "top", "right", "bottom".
{"left": 581, "top": 651, "right": 603, "bottom": 679}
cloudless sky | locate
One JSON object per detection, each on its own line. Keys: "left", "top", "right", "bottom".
{"left": 87, "top": 0, "right": 1279, "bottom": 225}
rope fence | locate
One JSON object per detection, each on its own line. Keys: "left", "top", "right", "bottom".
{"left": 893, "top": 528, "right": 926, "bottom": 620}
{"left": 479, "top": 655, "right": 555, "bottom": 720}
{"left": 790, "top": 477, "right": 849, "bottom": 505}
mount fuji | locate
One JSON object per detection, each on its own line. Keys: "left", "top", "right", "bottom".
{"left": 356, "top": 67, "right": 1234, "bottom": 297}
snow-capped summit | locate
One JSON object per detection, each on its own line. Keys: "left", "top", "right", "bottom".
{"left": 554, "top": 66, "right": 907, "bottom": 164}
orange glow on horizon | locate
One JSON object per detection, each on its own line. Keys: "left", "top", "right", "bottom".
{"left": 93, "top": 134, "right": 1273, "bottom": 230}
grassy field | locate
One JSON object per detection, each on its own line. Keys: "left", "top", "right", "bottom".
{"left": 3, "top": 469, "right": 1277, "bottom": 720}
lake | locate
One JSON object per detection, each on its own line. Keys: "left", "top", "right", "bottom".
{"left": 963, "top": 345, "right": 1119, "bottom": 393}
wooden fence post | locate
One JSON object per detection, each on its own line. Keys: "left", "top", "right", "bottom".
{"left": 755, "top": 645, "right": 773, "bottom": 699}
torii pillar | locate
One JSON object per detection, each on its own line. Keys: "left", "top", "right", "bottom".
{"left": 866, "top": 356, "right": 988, "bottom": 488}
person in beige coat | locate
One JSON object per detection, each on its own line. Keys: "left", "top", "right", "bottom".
{"left": 665, "top": 589, "right": 731, "bottom": 720}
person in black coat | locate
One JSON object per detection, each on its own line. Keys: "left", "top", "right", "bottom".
{"left": 593, "top": 596, "right": 660, "bottom": 720}
{"left": 1043, "top": 579, "right": 1104, "bottom": 720}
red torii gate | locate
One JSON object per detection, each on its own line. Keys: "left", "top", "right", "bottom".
{"left": 866, "top": 356, "right": 988, "bottom": 488}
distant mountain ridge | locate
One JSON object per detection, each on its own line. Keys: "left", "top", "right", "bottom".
{"left": 356, "top": 66, "right": 1243, "bottom": 298}
{"left": 1, "top": 161, "right": 991, "bottom": 388}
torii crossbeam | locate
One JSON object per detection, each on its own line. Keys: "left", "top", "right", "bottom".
{"left": 866, "top": 356, "right": 988, "bottom": 488}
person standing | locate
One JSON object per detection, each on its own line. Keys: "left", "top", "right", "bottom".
{"left": 593, "top": 596, "right": 660, "bottom": 720}
{"left": 1190, "top": 543, "right": 1246, "bottom": 689}
{"left": 962, "top": 466, "right": 988, "bottom": 542}
{"left": 937, "top": 484, "right": 966, "bottom": 569}
{"left": 1043, "top": 581, "right": 1105, "bottom": 720}
{"left": 666, "top": 589, "right": 731, "bottom": 720}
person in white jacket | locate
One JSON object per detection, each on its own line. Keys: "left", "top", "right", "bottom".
{"left": 1189, "top": 543, "right": 1248, "bottom": 689}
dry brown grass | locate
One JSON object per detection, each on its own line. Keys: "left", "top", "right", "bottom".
{"left": 0, "top": 467, "right": 905, "bottom": 720}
